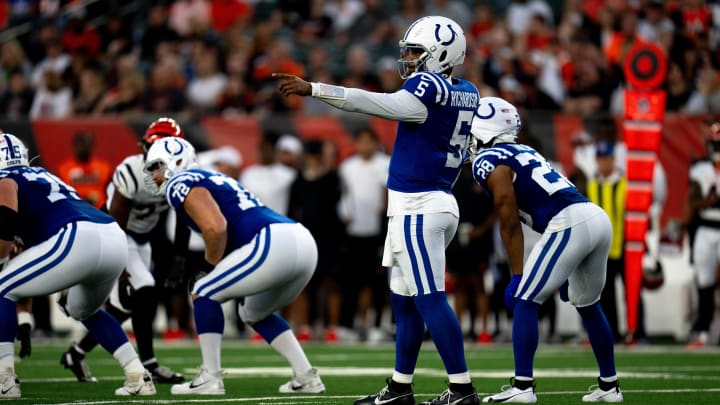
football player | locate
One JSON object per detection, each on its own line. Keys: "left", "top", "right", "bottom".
{"left": 0, "top": 134, "right": 155, "bottom": 398}
{"left": 470, "top": 97, "right": 622, "bottom": 403}
{"left": 60, "top": 118, "right": 185, "bottom": 384}
{"left": 144, "top": 137, "right": 324, "bottom": 396}
{"left": 686, "top": 121, "right": 720, "bottom": 348}
{"left": 275, "top": 15, "right": 480, "bottom": 405}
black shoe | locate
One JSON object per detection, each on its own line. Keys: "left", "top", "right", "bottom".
{"left": 148, "top": 365, "right": 185, "bottom": 384}
{"left": 355, "top": 378, "right": 415, "bottom": 405}
{"left": 60, "top": 347, "right": 97, "bottom": 382}
{"left": 419, "top": 383, "right": 479, "bottom": 405}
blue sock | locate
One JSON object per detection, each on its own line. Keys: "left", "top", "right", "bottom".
{"left": 577, "top": 302, "right": 616, "bottom": 378}
{"left": 81, "top": 309, "right": 128, "bottom": 354}
{"left": 513, "top": 300, "right": 539, "bottom": 378}
{"left": 0, "top": 297, "right": 17, "bottom": 342}
{"left": 414, "top": 292, "right": 468, "bottom": 374}
{"left": 253, "top": 313, "right": 291, "bottom": 343}
{"left": 391, "top": 293, "right": 425, "bottom": 375}
{"left": 194, "top": 296, "right": 224, "bottom": 334}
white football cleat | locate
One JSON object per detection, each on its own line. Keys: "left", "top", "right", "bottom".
{"left": 0, "top": 369, "right": 21, "bottom": 399}
{"left": 482, "top": 380, "right": 536, "bottom": 403}
{"left": 278, "top": 367, "right": 325, "bottom": 393}
{"left": 115, "top": 370, "right": 156, "bottom": 396}
{"left": 171, "top": 368, "right": 225, "bottom": 395}
{"left": 582, "top": 382, "right": 623, "bottom": 402}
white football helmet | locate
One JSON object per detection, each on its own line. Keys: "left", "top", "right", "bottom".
{"left": 143, "top": 137, "right": 197, "bottom": 195}
{"left": 471, "top": 97, "right": 522, "bottom": 146}
{"left": 398, "top": 16, "right": 466, "bottom": 79}
{"left": 0, "top": 133, "right": 29, "bottom": 170}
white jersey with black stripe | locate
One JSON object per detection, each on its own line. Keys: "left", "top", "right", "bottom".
{"left": 106, "top": 154, "right": 167, "bottom": 235}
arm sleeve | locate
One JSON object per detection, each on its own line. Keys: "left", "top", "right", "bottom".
{"left": 311, "top": 84, "right": 428, "bottom": 123}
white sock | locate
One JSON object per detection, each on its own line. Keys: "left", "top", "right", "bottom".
{"left": 270, "top": 330, "right": 312, "bottom": 375}
{"left": 448, "top": 371, "right": 471, "bottom": 384}
{"left": 515, "top": 376, "right": 533, "bottom": 381}
{"left": 391, "top": 371, "right": 413, "bottom": 384}
{"left": 112, "top": 342, "right": 144, "bottom": 374}
{"left": 199, "top": 333, "right": 223, "bottom": 375}
{"left": 0, "top": 342, "right": 14, "bottom": 373}
{"left": 600, "top": 375, "right": 618, "bottom": 383}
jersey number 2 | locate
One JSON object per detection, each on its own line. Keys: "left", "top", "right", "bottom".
{"left": 515, "top": 151, "right": 573, "bottom": 195}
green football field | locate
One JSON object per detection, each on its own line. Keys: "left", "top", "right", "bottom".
{"left": 8, "top": 340, "right": 720, "bottom": 404}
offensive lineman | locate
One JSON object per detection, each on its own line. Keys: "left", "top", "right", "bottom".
{"left": 60, "top": 118, "right": 184, "bottom": 383}
{"left": 144, "top": 137, "right": 325, "bottom": 396}
{"left": 275, "top": 15, "right": 480, "bottom": 405}
{"left": 0, "top": 133, "right": 155, "bottom": 398}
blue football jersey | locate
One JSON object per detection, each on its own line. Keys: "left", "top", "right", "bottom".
{"left": 388, "top": 71, "right": 479, "bottom": 193}
{"left": 0, "top": 166, "right": 114, "bottom": 247}
{"left": 472, "top": 144, "right": 588, "bottom": 233}
{"left": 165, "top": 168, "right": 293, "bottom": 251}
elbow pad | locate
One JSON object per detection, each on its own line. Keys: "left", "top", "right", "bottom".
{"left": 0, "top": 206, "right": 19, "bottom": 241}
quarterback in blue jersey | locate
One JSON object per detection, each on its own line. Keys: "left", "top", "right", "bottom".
{"left": 0, "top": 134, "right": 156, "bottom": 398}
{"left": 143, "top": 137, "right": 324, "bottom": 396}
{"left": 276, "top": 15, "right": 480, "bottom": 405}
{"left": 469, "top": 98, "right": 623, "bottom": 403}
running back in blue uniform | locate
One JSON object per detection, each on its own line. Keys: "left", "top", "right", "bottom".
{"left": 145, "top": 137, "right": 324, "bottom": 396}
{"left": 471, "top": 97, "right": 622, "bottom": 404}
{"left": 0, "top": 134, "right": 156, "bottom": 399}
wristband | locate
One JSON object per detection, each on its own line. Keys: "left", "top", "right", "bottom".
{"left": 312, "top": 83, "right": 347, "bottom": 100}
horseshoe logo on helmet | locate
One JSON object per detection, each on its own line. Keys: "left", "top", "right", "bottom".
{"left": 164, "top": 138, "right": 185, "bottom": 156}
{"left": 434, "top": 24, "right": 456, "bottom": 46}
{"left": 475, "top": 102, "right": 496, "bottom": 119}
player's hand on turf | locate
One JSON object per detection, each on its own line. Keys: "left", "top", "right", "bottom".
{"left": 505, "top": 274, "right": 522, "bottom": 312}
{"left": 17, "top": 322, "right": 31, "bottom": 358}
{"left": 273, "top": 73, "right": 311, "bottom": 97}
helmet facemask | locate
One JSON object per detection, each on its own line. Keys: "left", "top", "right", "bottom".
{"left": 398, "top": 44, "right": 430, "bottom": 79}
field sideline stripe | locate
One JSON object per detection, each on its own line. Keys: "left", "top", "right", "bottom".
{"left": 33, "top": 388, "right": 720, "bottom": 405}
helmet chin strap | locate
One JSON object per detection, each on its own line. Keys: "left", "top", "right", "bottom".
{"left": 490, "top": 133, "right": 518, "bottom": 146}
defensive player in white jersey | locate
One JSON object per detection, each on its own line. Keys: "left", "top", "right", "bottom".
{"left": 143, "top": 137, "right": 325, "bottom": 396}
{"left": 468, "top": 98, "right": 622, "bottom": 403}
{"left": 686, "top": 122, "right": 720, "bottom": 348}
{"left": 60, "top": 118, "right": 184, "bottom": 384}
{"left": 276, "top": 15, "right": 480, "bottom": 405}
{"left": 0, "top": 134, "right": 156, "bottom": 398}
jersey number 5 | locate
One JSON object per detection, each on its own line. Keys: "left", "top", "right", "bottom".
{"left": 445, "top": 110, "right": 474, "bottom": 168}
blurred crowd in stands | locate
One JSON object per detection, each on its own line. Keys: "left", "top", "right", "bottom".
{"left": 3, "top": 0, "right": 720, "bottom": 121}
